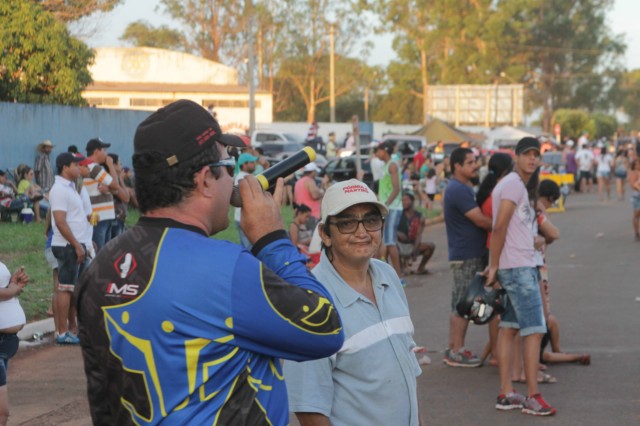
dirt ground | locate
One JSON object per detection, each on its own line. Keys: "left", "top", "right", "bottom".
{"left": 8, "top": 341, "right": 91, "bottom": 425}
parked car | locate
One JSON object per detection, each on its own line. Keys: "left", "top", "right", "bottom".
{"left": 320, "top": 156, "right": 374, "bottom": 189}
{"left": 259, "top": 142, "right": 305, "bottom": 157}
{"left": 381, "top": 134, "right": 426, "bottom": 157}
{"left": 251, "top": 130, "right": 306, "bottom": 147}
{"left": 338, "top": 133, "right": 374, "bottom": 157}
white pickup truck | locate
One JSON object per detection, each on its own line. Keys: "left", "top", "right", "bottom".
{"left": 251, "top": 130, "right": 306, "bottom": 147}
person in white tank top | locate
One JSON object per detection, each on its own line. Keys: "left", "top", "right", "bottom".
{"left": 0, "top": 261, "right": 29, "bottom": 425}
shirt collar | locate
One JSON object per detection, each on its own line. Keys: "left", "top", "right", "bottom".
{"left": 137, "top": 216, "right": 209, "bottom": 237}
{"left": 55, "top": 175, "right": 75, "bottom": 188}
{"left": 315, "top": 252, "right": 389, "bottom": 308}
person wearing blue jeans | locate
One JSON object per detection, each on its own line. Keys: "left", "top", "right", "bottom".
{"left": 487, "top": 137, "right": 556, "bottom": 416}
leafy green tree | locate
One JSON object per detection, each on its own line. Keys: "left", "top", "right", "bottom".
{"left": 373, "top": 0, "right": 518, "bottom": 124}
{"left": 620, "top": 69, "right": 640, "bottom": 129}
{"left": 36, "top": 0, "right": 123, "bottom": 22}
{"left": 552, "top": 109, "right": 593, "bottom": 140}
{"left": 590, "top": 112, "right": 617, "bottom": 140}
{"left": 152, "top": 0, "right": 246, "bottom": 63}
{"left": 120, "top": 20, "right": 186, "bottom": 51}
{"left": 272, "top": 0, "right": 371, "bottom": 122}
{"left": 493, "top": 0, "right": 625, "bottom": 131}
{"left": 274, "top": 54, "right": 375, "bottom": 122}
{"left": 0, "top": 1, "right": 94, "bottom": 105}
{"left": 372, "top": 0, "right": 624, "bottom": 129}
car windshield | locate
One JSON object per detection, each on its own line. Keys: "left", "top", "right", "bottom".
{"left": 261, "top": 142, "right": 303, "bottom": 154}
{"left": 284, "top": 133, "right": 305, "bottom": 144}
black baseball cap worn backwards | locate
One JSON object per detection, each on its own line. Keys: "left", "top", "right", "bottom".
{"left": 86, "top": 137, "right": 111, "bottom": 153}
{"left": 134, "top": 99, "right": 245, "bottom": 174}
{"left": 56, "top": 152, "right": 85, "bottom": 170}
{"left": 515, "top": 137, "right": 541, "bottom": 155}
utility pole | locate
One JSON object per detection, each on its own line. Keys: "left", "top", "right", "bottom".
{"left": 246, "top": 0, "right": 256, "bottom": 134}
{"left": 330, "top": 24, "right": 336, "bottom": 123}
{"left": 364, "top": 87, "right": 369, "bottom": 122}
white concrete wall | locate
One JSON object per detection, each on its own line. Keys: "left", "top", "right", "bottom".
{"left": 89, "top": 47, "right": 238, "bottom": 85}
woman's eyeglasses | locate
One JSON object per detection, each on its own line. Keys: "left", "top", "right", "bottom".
{"left": 207, "top": 157, "right": 236, "bottom": 177}
{"left": 328, "top": 214, "right": 384, "bottom": 234}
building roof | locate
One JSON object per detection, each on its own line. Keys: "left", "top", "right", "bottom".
{"left": 85, "top": 81, "right": 270, "bottom": 95}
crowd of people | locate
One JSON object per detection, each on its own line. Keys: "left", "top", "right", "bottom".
{"left": 1, "top": 101, "right": 640, "bottom": 424}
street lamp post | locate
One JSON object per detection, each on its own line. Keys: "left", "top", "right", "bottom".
{"left": 494, "top": 71, "right": 506, "bottom": 127}
{"left": 329, "top": 24, "right": 335, "bottom": 123}
{"left": 246, "top": 0, "right": 256, "bottom": 134}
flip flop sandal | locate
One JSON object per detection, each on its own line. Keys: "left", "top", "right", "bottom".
{"left": 538, "top": 373, "right": 557, "bottom": 384}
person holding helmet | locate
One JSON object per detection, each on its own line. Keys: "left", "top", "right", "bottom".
{"left": 284, "top": 179, "right": 423, "bottom": 426}
{"left": 486, "top": 137, "right": 556, "bottom": 416}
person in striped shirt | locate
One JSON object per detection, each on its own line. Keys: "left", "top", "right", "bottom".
{"left": 83, "top": 138, "right": 129, "bottom": 251}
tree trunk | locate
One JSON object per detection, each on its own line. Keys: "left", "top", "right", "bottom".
{"left": 308, "top": 77, "right": 316, "bottom": 122}
{"left": 421, "top": 49, "right": 428, "bottom": 125}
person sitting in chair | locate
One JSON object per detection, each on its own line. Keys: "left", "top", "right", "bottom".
{"left": 397, "top": 192, "right": 435, "bottom": 275}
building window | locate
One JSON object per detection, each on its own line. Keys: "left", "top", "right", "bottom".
{"left": 130, "top": 98, "right": 173, "bottom": 107}
{"left": 85, "top": 97, "right": 119, "bottom": 107}
{"left": 202, "top": 99, "right": 261, "bottom": 109}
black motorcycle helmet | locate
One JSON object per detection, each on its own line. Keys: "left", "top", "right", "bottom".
{"left": 456, "top": 273, "right": 507, "bottom": 325}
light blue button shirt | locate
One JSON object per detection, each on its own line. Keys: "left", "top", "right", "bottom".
{"left": 284, "top": 252, "right": 421, "bottom": 426}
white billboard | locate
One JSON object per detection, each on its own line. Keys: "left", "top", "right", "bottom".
{"left": 427, "top": 84, "right": 524, "bottom": 127}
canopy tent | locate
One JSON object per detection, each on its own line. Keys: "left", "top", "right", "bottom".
{"left": 485, "top": 126, "right": 535, "bottom": 148}
{"left": 411, "top": 118, "right": 483, "bottom": 145}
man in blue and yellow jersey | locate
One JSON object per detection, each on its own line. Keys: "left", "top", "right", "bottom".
{"left": 75, "top": 100, "right": 344, "bottom": 426}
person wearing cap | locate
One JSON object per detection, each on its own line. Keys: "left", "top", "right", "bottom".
{"left": 83, "top": 137, "right": 129, "bottom": 251}
{"left": 284, "top": 178, "right": 422, "bottom": 426}
{"left": 294, "top": 162, "right": 324, "bottom": 227}
{"left": 34, "top": 139, "right": 55, "bottom": 193}
{"left": 74, "top": 100, "right": 343, "bottom": 425}
{"left": 49, "top": 152, "right": 89, "bottom": 345}
{"left": 486, "top": 137, "right": 556, "bottom": 416}
{"left": 375, "top": 140, "right": 404, "bottom": 280}
{"left": 234, "top": 152, "right": 259, "bottom": 248}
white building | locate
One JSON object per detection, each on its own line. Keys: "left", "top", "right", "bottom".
{"left": 82, "top": 47, "right": 272, "bottom": 129}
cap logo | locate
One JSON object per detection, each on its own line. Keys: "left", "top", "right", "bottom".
{"left": 166, "top": 155, "right": 178, "bottom": 166}
{"left": 343, "top": 185, "right": 369, "bottom": 194}
{"left": 196, "top": 127, "right": 217, "bottom": 146}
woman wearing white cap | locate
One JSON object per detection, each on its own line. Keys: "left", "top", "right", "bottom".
{"left": 284, "top": 179, "right": 423, "bottom": 426}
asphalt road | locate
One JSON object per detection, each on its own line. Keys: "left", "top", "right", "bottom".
{"left": 7, "top": 191, "right": 640, "bottom": 425}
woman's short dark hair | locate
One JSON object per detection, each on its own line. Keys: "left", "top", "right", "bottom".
{"left": 320, "top": 221, "right": 333, "bottom": 262}
{"left": 18, "top": 165, "right": 32, "bottom": 181}
{"left": 538, "top": 179, "right": 560, "bottom": 201}
{"left": 133, "top": 148, "right": 220, "bottom": 213}
{"left": 295, "top": 203, "right": 311, "bottom": 215}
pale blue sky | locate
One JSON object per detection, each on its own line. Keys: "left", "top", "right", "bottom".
{"left": 83, "top": 0, "right": 640, "bottom": 70}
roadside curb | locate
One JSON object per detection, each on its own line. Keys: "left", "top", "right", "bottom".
{"left": 18, "top": 318, "right": 55, "bottom": 347}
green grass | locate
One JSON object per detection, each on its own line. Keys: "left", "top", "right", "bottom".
{"left": 0, "top": 203, "right": 440, "bottom": 322}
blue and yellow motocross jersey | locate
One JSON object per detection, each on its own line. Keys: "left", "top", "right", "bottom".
{"left": 75, "top": 217, "right": 343, "bottom": 426}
